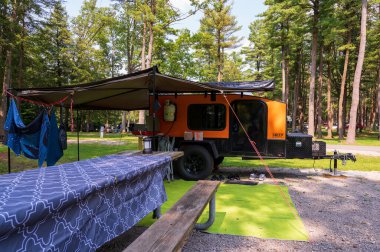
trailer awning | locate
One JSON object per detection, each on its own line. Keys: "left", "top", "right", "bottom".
{"left": 12, "top": 66, "right": 275, "bottom": 110}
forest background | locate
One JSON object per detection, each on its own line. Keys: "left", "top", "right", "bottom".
{"left": 0, "top": 0, "right": 379, "bottom": 144}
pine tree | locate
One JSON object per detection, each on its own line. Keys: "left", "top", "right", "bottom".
{"left": 195, "top": 0, "right": 241, "bottom": 82}
{"left": 243, "top": 19, "right": 270, "bottom": 80}
{"left": 29, "top": 1, "right": 73, "bottom": 87}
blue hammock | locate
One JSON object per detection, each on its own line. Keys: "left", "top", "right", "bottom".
{"left": 4, "top": 99, "right": 63, "bottom": 167}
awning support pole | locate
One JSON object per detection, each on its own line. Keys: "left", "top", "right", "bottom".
{"left": 77, "top": 109, "right": 80, "bottom": 161}
{"left": 6, "top": 95, "right": 11, "bottom": 174}
{"left": 152, "top": 66, "right": 157, "bottom": 151}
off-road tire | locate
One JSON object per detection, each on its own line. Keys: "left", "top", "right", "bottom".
{"left": 176, "top": 145, "right": 214, "bottom": 180}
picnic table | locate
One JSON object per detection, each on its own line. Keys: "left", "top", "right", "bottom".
{"left": 0, "top": 151, "right": 182, "bottom": 252}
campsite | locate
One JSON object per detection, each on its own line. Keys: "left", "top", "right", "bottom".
{"left": 1, "top": 0, "right": 380, "bottom": 251}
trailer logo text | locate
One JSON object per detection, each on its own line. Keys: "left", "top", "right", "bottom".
{"left": 272, "top": 133, "right": 284, "bottom": 138}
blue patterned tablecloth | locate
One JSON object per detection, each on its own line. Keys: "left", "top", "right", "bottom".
{"left": 0, "top": 154, "right": 171, "bottom": 252}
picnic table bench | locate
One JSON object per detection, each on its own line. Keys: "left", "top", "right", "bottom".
{"left": 124, "top": 180, "right": 220, "bottom": 252}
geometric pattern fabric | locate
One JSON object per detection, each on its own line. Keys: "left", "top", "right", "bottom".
{"left": 0, "top": 154, "right": 171, "bottom": 251}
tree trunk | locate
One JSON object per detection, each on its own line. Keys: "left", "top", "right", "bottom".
{"left": 377, "top": 3, "right": 380, "bottom": 139}
{"left": 299, "top": 49, "right": 305, "bottom": 132}
{"left": 285, "top": 47, "right": 289, "bottom": 107}
{"left": 139, "top": 20, "right": 148, "bottom": 125}
{"left": 281, "top": 45, "right": 286, "bottom": 102}
{"left": 346, "top": 0, "right": 367, "bottom": 144}
{"left": 127, "top": 111, "right": 131, "bottom": 132}
{"left": 86, "top": 110, "right": 91, "bottom": 132}
{"left": 0, "top": 50, "right": 12, "bottom": 136}
{"left": 0, "top": 2, "right": 17, "bottom": 136}
{"left": 127, "top": 18, "right": 137, "bottom": 73}
{"left": 292, "top": 49, "right": 301, "bottom": 132}
{"left": 217, "top": 29, "right": 222, "bottom": 82}
{"left": 327, "top": 61, "right": 333, "bottom": 138}
{"left": 121, "top": 111, "right": 126, "bottom": 133}
{"left": 377, "top": 54, "right": 380, "bottom": 139}
{"left": 65, "top": 107, "right": 69, "bottom": 129}
{"left": 363, "top": 101, "right": 366, "bottom": 130}
{"left": 281, "top": 44, "right": 289, "bottom": 104}
{"left": 18, "top": 13, "right": 25, "bottom": 88}
{"left": 80, "top": 111, "right": 85, "bottom": 132}
{"left": 141, "top": 20, "right": 146, "bottom": 70}
{"left": 369, "top": 91, "right": 375, "bottom": 130}
{"left": 299, "top": 86, "right": 305, "bottom": 132}
{"left": 338, "top": 33, "right": 351, "bottom": 140}
{"left": 308, "top": 0, "right": 319, "bottom": 137}
{"left": 146, "top": 21, "right": 154, "bottom": 68}
{"left": 343, "top": 81, "right": 348, "bottom": 133}
{"left": 317, "top": 47, "right": 323, "bottom": 139}
{"left": 146, "top": 0, "right": 155, "bottom": 69}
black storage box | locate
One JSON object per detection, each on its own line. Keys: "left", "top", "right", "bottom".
{"left": 312, "top": 141, "right": 326, "bottom": 157}
{"left": 286, "top": 133, "right": 313, "bottom": 158}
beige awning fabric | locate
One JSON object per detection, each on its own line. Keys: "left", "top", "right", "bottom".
{"left": 12, "top": 66, "right": 274, "bottom": 110}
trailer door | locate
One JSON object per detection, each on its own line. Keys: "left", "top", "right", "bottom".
{"left": 230, "top": 100, "right": 267, "bottom": 155}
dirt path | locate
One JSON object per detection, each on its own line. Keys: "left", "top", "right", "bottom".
{"left": 327, "top": 144, "right": 380, "bottom": 156}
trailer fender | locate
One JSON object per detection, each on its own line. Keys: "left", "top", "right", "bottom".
{"left": 178, "top": 140, "right": 221, "bottom": 161}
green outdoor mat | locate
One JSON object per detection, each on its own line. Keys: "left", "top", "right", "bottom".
{"left": 138, "top": 180, "right": 309, "bottom": 241}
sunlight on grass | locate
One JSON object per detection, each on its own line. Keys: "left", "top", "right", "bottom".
{"left": 66, "top": 132, "right": 138, "bottom": 142}
{"left": 222, "top": 155, "right": 380, "bottom": 171}
{"left": 1, "top": 132, "right": 379, "bottom": 174}
{"left": 0, "top": 142, "right": 138, "bottom": 174}
{"left": 139, "top": 181, "right": 308, "bottom": 241}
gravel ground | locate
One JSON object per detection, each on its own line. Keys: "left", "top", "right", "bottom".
{"left": 99, "top": 168, "right": 380, "bottom": 252}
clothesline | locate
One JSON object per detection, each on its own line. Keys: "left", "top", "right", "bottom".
{"left": 6, "top": 89, "right": 76, "bottom": 132}
{"left": 5, "top": 90, "right": 70, "bottom": 107}
{"left": 4, "top": 99, "right": 64, "bottom": 167}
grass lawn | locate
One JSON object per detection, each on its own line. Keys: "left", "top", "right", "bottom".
{"left": 222, "top": 155, "right": 380, "bottom": 172}
{"left": 67, "top": 132, "right": 135, "bottom": 141}
{"left": 1, "top": 132, "right": 380, "bottom": 174}
{"left": 0, "top": 141, "right": 138, "bottom": 174}
{"left": 68, "top": 131, "right": 380, "bottom": 146}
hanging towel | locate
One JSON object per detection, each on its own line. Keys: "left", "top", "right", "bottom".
{"left": 46, "top": 112, "right": 63, "bottom": 166}
{"left": 38, "top": 111, "right": 50, "bottom": 167}
{"left": 4, "top": 99, "right": 63, "bottom": 167}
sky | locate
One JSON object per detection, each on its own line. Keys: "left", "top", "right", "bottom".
{"left": 64, "top": 0, "right": 267, "bottom": 48}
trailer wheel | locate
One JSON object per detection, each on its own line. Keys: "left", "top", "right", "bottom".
{"left": 176, "top": 145, "right": 214, "bottom": 180}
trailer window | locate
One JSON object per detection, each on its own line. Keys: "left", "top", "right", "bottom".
{"left": 188, "top": 104, "right": 226, "bottom": 130}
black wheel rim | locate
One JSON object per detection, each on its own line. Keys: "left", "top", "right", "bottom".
{"left": 184, "top": 154, "right": 205, "bottom": 175}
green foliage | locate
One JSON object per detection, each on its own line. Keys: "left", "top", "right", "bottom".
{"left": 242, "top": 18, "right": 275, "bottom": 81}
{"left": 193, "top": 0, "right": 242, "bottom": 82}
{"left": 158, "top": 29, "right": 198, "bottom": 78}
{"left": 27, "top": 1, "right": 74, "bottom": 87}
{"left": 71, "top": 0, "right": 114, "bottom": 82}
{"left": 1, "top": 0, "right": 380, "bottom": 141}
